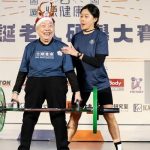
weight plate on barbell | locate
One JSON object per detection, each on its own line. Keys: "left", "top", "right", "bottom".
{"left": 0, "top": 87, "right": 6, "bottom": 132}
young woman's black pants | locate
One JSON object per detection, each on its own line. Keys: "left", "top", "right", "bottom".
{"left": 18, "top": 77, "right": 69, "bottom": 150}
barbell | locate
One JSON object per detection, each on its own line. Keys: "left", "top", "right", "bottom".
{"left": 0, "top": 87, "right": 119, "bottom": 133}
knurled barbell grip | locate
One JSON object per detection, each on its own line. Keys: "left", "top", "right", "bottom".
{"left": 98, "top": 108, "right": 120, "bottom": 115}
{"left": 75, "top": 99, "right": 80, "bottom": 111}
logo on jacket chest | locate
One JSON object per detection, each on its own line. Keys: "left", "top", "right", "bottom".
{"left": 35, "top": 51, "right": 54, "bottom": 59}
{"left": 89, "top": 39, "right": 95, "bottom": 45}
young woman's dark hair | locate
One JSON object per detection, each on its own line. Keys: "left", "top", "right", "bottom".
{"left": 80, "top": 4, "right": 100, "bottom": 29}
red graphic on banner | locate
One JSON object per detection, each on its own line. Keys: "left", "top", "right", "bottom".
{"left": 110, "top": 79, "right": 124, "bottom": 87}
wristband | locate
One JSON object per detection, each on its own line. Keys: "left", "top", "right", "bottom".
{"left": 77, "top": 52, "right": 82, "bottom": 58}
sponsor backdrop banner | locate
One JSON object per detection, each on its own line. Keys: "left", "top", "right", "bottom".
{"left": 0, "top": 0, "right": 150, "bottom": 127}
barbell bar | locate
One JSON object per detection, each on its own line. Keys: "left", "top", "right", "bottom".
{"left": 0, "top": 87, "right": 119, "bottom": 133}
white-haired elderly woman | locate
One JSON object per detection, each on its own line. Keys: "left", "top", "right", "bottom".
{"left": 12, "top": 2, "right": 81, "bottom": 150}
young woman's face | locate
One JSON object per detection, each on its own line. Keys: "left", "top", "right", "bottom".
{"left": 79, "top": 9, "right": 97, "bottom": 31}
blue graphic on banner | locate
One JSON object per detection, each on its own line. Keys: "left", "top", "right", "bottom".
{"left": 20, "top": 24, "right": 36, "bottom": 42}
{"left": 114, "top": 24, "right": 133, "bottom": 43}
{"left": 130, "top": 77, "right": 143, "bottom": 93}
{"left": 0, "top": 24, "right": 15, "bottom": 42}
{"left": 90, "top": 0, "right": 99, "bottom": 5}
{"left": 66, "top": 24, "right": 109, "bottom": 41}
{"left": 30, "top": 0, "right": 38, "bottom": 5}
{"left": 99, "top": 24, "right": 109, "bottom": 39}
{"left": 61, "top": 0, "right": 70, "bottom": 4}
{"left": 60, "top": 6, "right": 71, "bottom": 17}
{"left": 0, "top": 23, "right": 150, "bottom": 43}
{"left": 29, "top": 4, "right": 83, "bottom": 17}
{"left": 73, "top": 6, "right": 82, "bottom": 17}
{"left": 30, "top": 9, "right": 37, "bottom": 16}
{"left": 137, "top": 24, "right": 150, "bottom": 42}
{"left": 66, "top": 24, "right": 81, "bottom": 42}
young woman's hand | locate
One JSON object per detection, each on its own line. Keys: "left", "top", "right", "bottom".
{"left": 61, "top": 44, "right": 78, "bottom": 57}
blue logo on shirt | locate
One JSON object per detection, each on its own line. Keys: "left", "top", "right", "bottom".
{"left": 89, "top": 39, "right": 95, "bottom": 45}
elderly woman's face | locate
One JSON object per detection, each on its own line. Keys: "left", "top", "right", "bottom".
{"left": 36, "top": 20, "right": 55, "bottom": 44}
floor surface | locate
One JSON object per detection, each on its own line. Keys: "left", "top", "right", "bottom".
{"left": 0, "top": 140, "right": 150, "bottom": 150}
